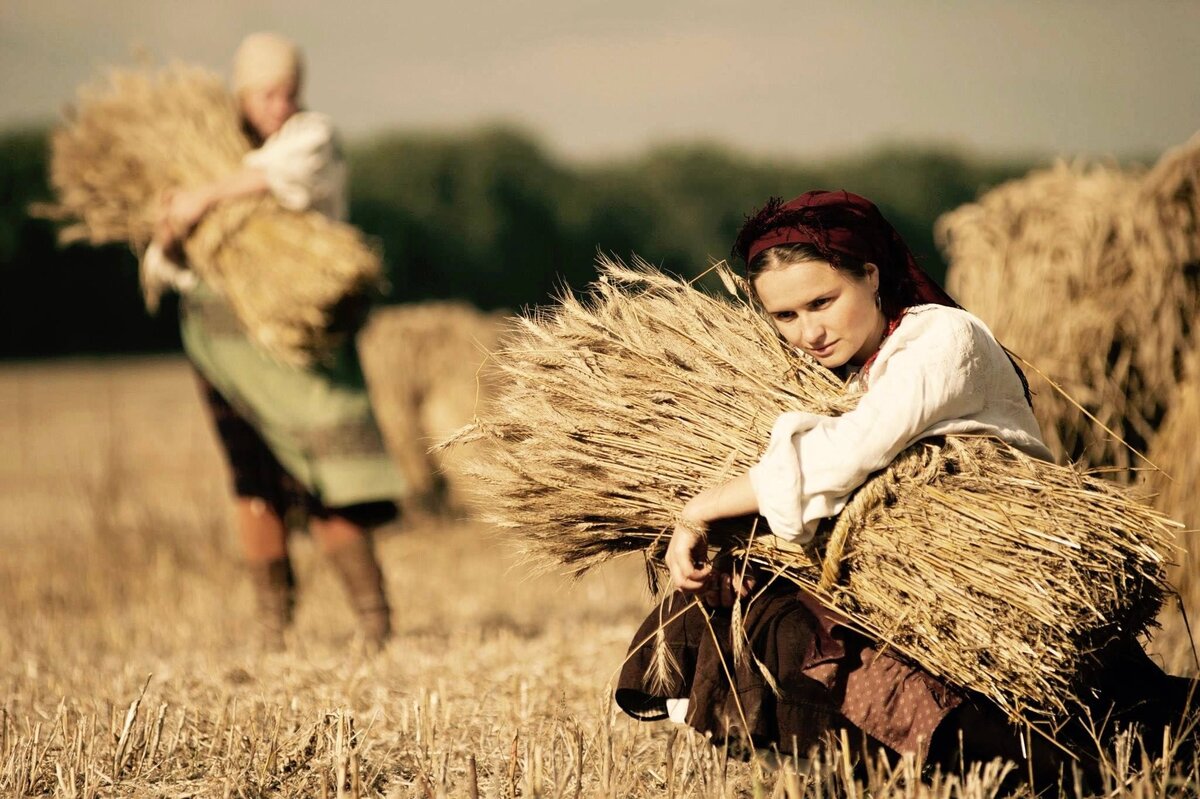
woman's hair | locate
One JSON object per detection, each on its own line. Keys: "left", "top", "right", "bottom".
{"left": 240, "top": 119, "right": 265, "bottom": 149}
{"left": 732, "top": 192, "right": 948, "bottom": 322}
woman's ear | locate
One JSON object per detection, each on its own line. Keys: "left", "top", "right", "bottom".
{"left": 864, "top": 262, "right": 880, "bottom": 292}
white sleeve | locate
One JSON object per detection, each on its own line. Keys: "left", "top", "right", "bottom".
{"left": 243, "top": 113, "right": 341, "bottom": 212}
{"left": 747, "top": 311, "right": 988, "bottom": 543}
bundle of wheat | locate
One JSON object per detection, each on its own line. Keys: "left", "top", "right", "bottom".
{"left": 36, "top": 63, "right": 383, "bottom": 366}
{"left": 452, "top": 258, "right": 1176, "bottom": 722}
{"left": 938, "top": 136, "right": 1200, "bottom": 478}
{"left": 358, "top": 301, "right": 510, "bottom": 511}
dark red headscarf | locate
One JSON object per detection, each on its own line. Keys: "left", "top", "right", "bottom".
{"left": 733, "top": 189, "right": 958, "bottom": 323}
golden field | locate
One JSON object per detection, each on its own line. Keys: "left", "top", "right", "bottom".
{"left": 1, "top": 354, "right": 1197, "bottom": 798}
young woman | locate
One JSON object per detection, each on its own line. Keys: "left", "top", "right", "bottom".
{"left": 146, "top": 32, "right": 403, "bottom": 650}
{"left": 616, "top": 190, "right": 1189, "bottom": 782}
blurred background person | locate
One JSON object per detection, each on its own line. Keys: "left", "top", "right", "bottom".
{"left": 147, "top": 31, "right": 404, "bottom": 651}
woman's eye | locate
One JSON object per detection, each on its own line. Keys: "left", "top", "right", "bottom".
{"left": 810, "top": 297, "right": 832, "bottom": 310}
{"left": 772, "top": 311, "right": 795, "bottom": 322}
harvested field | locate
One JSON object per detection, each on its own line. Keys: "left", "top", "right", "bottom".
{"left": 2, "top": 355, "right": 1198, "bottom": 797}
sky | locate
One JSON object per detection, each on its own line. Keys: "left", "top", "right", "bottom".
{"left": 3, "top": 1, "right": 1198, "bottom": 162}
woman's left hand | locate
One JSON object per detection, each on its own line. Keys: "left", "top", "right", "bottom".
{"left": 666, "top": 517, "right": 712, "bottom": 592}
{"left": 159, "top": 188, "right": 213, "bottom": 241}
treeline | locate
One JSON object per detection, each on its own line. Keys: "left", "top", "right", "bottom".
{"left": 0, "top": 124, "right": 1035, "bottom": 358}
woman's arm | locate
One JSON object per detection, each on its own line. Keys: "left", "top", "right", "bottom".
{"left": 159, "top": 112, "right": 344, "bottom": 247}
{"left": 666, "top": 473, "right": 758, "bottom": 600}
{"left": 159, "top": 167, "right": 270, "bottom": 243}
{"left": 751, "top": 308, "right": 991, "bottom": 543}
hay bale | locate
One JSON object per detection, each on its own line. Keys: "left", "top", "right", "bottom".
{"left": 938, "top": 162, "right": 1142, "bottom": 471}
{"left": 938, "top": 138, "right": 1200, "bottom": 478}
{"left": 358, "top": 301, "right": 509, "bottom": 512}
{"left": 453, "top": 257, "right": 1175, "bottom": 722}
{"left": 1146, "top": 344, "right": 1200, "bottom": 594}
{"left": 1147, "top": 348, "right": 1200, "bottom": 527}
{"left": 37, "top": 63, "right": 383, "bottom": 366}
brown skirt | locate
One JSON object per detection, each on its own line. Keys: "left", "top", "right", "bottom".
{"left": 617, "top": 583, "right": 1195, "bottom": 774}
{"left": 616, "top": 585, "right": 964, "bottom": 762}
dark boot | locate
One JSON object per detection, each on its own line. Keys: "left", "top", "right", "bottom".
{"left": 247, "top": 556, "right": 295, "bottom": 652}
{"left": 326, "top": 535, "right": 392, "bottom": 648}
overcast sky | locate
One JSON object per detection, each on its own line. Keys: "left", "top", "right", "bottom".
{"left": 3, "top": 1, "right": 1198, "bottom": 161}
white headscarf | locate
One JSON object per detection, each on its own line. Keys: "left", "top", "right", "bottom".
{"left": 232, "top": 32, "right": 304, "bottom": 95}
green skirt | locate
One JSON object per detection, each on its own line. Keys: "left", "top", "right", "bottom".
{"left": 180, "top": 283, "right": 404, "bottom": 508}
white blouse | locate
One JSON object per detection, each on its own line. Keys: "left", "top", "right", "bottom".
{"left": 748, "top": 304, "right": 1053, "bottom": 543}
{"left": 243, "top": 111, "right": 348, "bottom": 221}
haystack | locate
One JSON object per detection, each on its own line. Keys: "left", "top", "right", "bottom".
{"left": 36, "top": 63, "right": 383, "bottom": 366}
{"left": 938, "top": 135, "right": 1200, "bottom": 480}
{"left": 1146, "top": 347, "right": 1200, "bottom": 534}
{"left": 452, "top": 258, "right": 1175, "bottom": 722}
{"left": 358, "top": 301, "right": 510, "bottom": 511}
{"left": 1145, "top": 340, "right": 1200, "bottom": 602}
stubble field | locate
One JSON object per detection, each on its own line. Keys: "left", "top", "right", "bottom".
{"left": 1, "top": 355, "right": 1197, "bottom": 798}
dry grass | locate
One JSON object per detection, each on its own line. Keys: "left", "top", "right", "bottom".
{"left": 452, "top": 258, "right": 1177, "bottom": 723}
{"left": 36, "top": 63, "right": 384, "bottom": 366}
{"left": 3, "top": 356, "right": 1199, "bottom": 796}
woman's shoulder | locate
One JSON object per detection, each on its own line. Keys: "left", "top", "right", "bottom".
{"left": 875, "top": 304, "right": 1009, "bottom": 378}
{"left": 900, "top": 303, "right": 990, "bottom": 330}
{"left": 248, "top": 112, "right": 344, "bottom": 172}
{"left": 271, "top": 111, "right": 338, "bottom": 148}
{"left": 894, "top": 304, "right": 1000, "bottom": 350}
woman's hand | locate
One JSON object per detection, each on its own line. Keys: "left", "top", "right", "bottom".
{"left": 158, "top": 188, "right": 213, "bottom": 242}
{"left": 668, "top": 475, "right": 763, "bottom": 605}
{"left": 700, "top": 562, "right": 757, "bottom": 608}
{"left": 666, "top": 517, "right": 712, "bottom": 593}
{"left": 666, "top": 520, "right": 759, "bottom": 606}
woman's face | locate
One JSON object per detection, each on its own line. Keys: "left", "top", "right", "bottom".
{"left": 240, "top": 78, "right": 299, "bottom": 140}
{"left": 753, "top": 258, "right": 885, "bottom": 369}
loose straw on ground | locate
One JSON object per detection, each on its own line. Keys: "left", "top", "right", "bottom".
{"left": 36, "top": 63, "right": 383, "bottom": 366}
{"left": 450, "top": 257, "right": 1177, "bottom": 723}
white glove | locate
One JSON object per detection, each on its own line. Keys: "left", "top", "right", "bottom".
{"left": 140, "top": 242, "right": 198, "bottom": 313}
